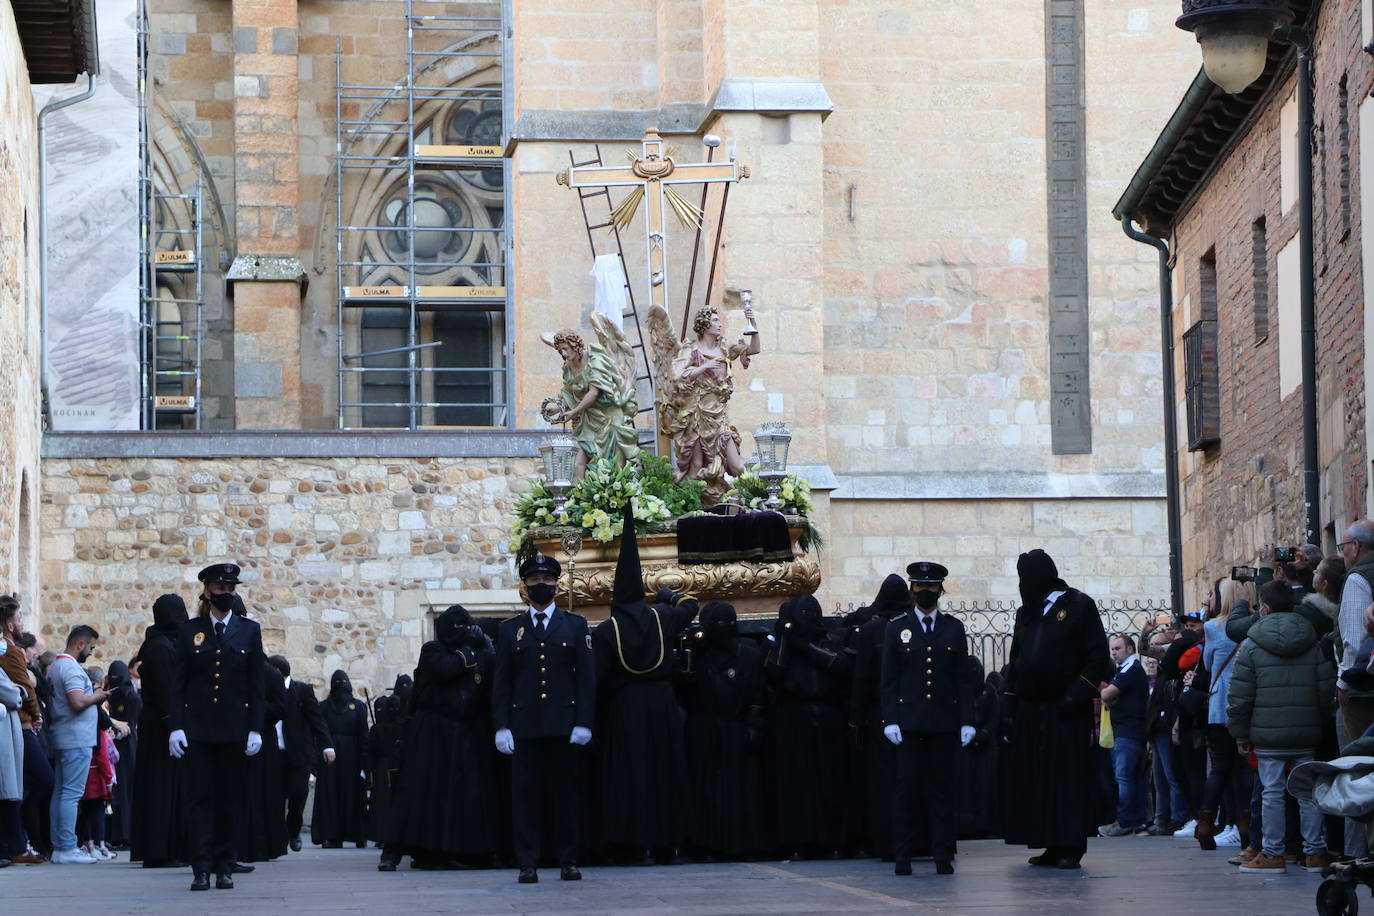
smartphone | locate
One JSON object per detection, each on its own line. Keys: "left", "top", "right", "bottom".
{"left": 1273, "top": 547, "right": 1296, "bottom": 563}
{"left": 1231, "top": 566, "right": 1256, "bottom": 582}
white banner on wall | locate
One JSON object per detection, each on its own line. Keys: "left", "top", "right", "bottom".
{"left": 40, "top": 0, "right": 142, "bottom": 431}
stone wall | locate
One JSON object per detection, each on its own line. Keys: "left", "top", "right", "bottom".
{"left": 39, "top": 455, "right": 537, "bottom": 692}
{"left": 0, "top": 5, "right": 43, "bottom": 603}
{"left": 827, "top": 496, "right": 1168, "bottom": 605}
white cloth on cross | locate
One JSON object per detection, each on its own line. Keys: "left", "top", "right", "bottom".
{"left": 590, "top": 254, "right": 628, "bottom": 330}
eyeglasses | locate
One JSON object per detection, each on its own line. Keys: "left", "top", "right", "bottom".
{"left": 1339, "top": 540, "right": 1357, "bottom": 550}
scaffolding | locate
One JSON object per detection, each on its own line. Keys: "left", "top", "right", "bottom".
{"left": 334, "top": 0, "right": 510, "bottom": 430}
{"left": 136, "top": 0, "right": 204, "bottom": 429}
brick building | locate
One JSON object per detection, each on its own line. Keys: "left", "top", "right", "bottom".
{"left": 1115, "top": 0, "right": 1371, "bottom": 607}
{"left": 17, "top": 0, "right": 1197, "bottom": 689}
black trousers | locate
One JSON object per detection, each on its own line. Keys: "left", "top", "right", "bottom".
{"left": 284, "top": 761, "right": 310, "bottom": 840}
{"left": 892, "top": 730, "right": 958, "bottom": 864}
{"left": 511, "top": 737, "right": 580, "bottom": 869}
{"left": 184, "top": 741, "right": 246, "bottom": 874}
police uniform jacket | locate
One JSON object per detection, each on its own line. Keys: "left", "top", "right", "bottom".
{"left": 169, "top": 613, "right": 266, "bottom": 744}
{"left": 492, "top": 607, "right": 595, "bottom": 740}
{"left": 879, "top": 610, "right": 974, "bottom": 734}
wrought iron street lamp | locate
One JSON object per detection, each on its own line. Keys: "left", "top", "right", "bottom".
{"left": 752, "top": 422, "right": 792, "bottom": 511}
{"left": 1176, "top": 0, "right": 1292, "bottom": 95}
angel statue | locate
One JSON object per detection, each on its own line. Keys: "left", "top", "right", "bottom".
{"left": 541, "top": 311, "right": 640, "bottom": 480}
{"left": 647, "top": 297, "right": 761, "bottom": 506}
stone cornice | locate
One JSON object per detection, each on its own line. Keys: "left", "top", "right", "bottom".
{"left": 832, "top": 471, "right": 1166, "bottom": 501}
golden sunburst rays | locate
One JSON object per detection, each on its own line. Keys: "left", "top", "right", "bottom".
{"left": 663, "top": 184, "right": 704, "bottom": 230}
{"left": 610, "top": 185, "right": 645, "bottom": 231}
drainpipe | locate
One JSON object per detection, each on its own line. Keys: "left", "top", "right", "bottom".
{"left": 1275, "top": 27, "right": 1320, "bottom": 546}
{"left": 38, "top": 72, "right": 98, "bottom": 429}
{"left": 1121, "top": 216, "right": 1184, "bottom": 618}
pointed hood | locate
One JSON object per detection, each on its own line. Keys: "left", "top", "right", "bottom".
{"left": 611, "top": 501, "right": 651, "bottom": 629}
{"left": 152, "top": 594, "right": 188, "bottom": 638}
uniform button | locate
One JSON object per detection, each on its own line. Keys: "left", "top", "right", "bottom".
{"left": 540, "top": 693, "right": 548, "bottom": 700}
{"left": 216, "top": 649, "right": 222, "bottom": 655}
{"left": 213, "top": 698, "right": 219, "bottom": 704}
{"left": 926, "top": 669, "right": 933, "bottom": 675}
{"left": 925, "top": 694, "right": 932, "bottom": 700}
{"left": 214, "top": 673, "right": 220, "bottom": 679}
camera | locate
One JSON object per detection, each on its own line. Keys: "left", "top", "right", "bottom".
{"left": 1274, "top": 547, "right": 1297, "bottom": 563}
{"left": 1231, "top": 565, "right": 1256, "bottom": 583}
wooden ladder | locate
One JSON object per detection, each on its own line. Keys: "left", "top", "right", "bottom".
{"left": 568, "top": 145, "right": 658, "bottom": 453}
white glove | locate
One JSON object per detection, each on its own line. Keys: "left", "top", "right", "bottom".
{"left": 275, "top": 720, "right": 285, "bottom": 751}
{"left": 495, "top": 728, "right": 515, "bottom": 756}
{"left": 960, "top": 726, "right": 975, "bottom": 747}
{"left": 169, "top": 729, "right": 188, "bottom": 759}
{"left": 570, "top": 726, "right": 592, "bottom": 746}
{"left": 245, "top": 731, "right": 262, "bottom": 756}
{"left": 883, "top": 724, "right": 902, "bottom": 746}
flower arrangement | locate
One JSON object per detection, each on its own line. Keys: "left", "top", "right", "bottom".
{"left": 509, "top": 453, "right": 705, "bottom": 565}
{"left": 724, "top": 472, "right": 823, "bottom": 553}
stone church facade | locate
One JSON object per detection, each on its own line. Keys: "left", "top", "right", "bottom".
{"left": 13, "top": 0, "right": 1194, "bottom": 689}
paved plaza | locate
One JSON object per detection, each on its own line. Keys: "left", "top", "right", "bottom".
{"left": 4, "top": 836, "right": 1334, "bottom": 915}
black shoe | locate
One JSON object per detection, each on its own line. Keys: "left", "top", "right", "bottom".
{"left": 215, "top": 874, "right": 234, "bottom": 889}
{"left": 935, "top": 860, "right": 955, "bottom": 875}
{"left": 560, "top": 865, "right": 582, "bottom": 881}
{"left": 518, "top": 866, "right": 538, "bottom": 884}
{"left": 1028, "top": 851, "right": 1057, "bottom": 867}
{"left": 378, "top": 860, "right": 397, "bottom": 872}
{"left": 190, "top": 872, "right": 210, "bottom": 892}
{"left": 231, "top": 862, "right": 254, "bottom": 874}
{"left": 290, "top": 836, "right": 302, "bottom": 852}
{"left": 322, "top": 840, "right": 342, "bottom": 849}
{"left": 637, "top": 848, "right": 654, "bottom": 867}
{"left": 1054, "top": 857, "right": 1081, "bottom": 870}
{"left": 894, "top": 859, "right": 912, "bottom": 876}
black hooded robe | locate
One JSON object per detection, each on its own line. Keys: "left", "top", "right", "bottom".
{"left": 236, "top": 670, "right": 288, "bottom": 861}
{"left": 130, "top": 594, "right": 189, "bottom": 864}
{"left": 589, "top": 504, "right": 697, "bottom": 855}
{"left": 681, "top": 602, "right": 768, "bottom": 857}
{"left": 385, "top": 606, "right": 497, "bottom": 863}
{"left": 312, "top": 672, "right": 369, "bottom": 847}
{"left": 1001, "top": 551, "right": 1111, "bottom": 859}
{"left": 105, "top": 660, "right": 141, "bottom": 848}
{"left": 765, "top": 596, "right": 853, "bottom": 855}
{"left": 846, "top": 574, "right": 913, "bottom": 858}
{"left": 366, "top": 697, "right": 395, "bottom": 846}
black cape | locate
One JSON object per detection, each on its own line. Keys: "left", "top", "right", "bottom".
{"left": 386, "top": 634, "right": 497, "bottom": 860}
{"left": 130, "top": 596, "right": 189, "bottom": 864}
{"left": 764, "top": 599, "right": 853, "bottom": 853}
{"left": 681, "top": 634, "right": 768, "bottom": 856}
{"left": 312, "top": 677, "right": 369, "bottom": 847}
{"left": 239, "top": 672, "right": 289, "bottom": 861}
{"left": 1001, "top": 588, "right": 1111, "bottom": 850}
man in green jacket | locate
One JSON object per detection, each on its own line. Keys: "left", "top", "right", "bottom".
{"left": 1228, "top": 580, "right": 1335, "bottom": 874}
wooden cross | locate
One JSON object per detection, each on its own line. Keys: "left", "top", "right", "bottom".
{"left": 557, "top": 128, "right": 748, "bottom": 315}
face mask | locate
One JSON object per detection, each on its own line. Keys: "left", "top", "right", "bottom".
{"left": 526, "top": 582, "right": 557, "bottom": 607}
{"left": 912, "top": 589, "right": 940, "bottom": 610}
{"left": 209, "top": 592, "right": 236, "bottom": 613}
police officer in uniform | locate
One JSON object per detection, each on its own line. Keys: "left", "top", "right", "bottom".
{"left": 168, "top": 563, "right": 265, "bottom": 891}
{"left": 880, "top": 562, "right": 975, "bottom": 876}
{"left": 492, "top": 554, "right": 596, "bottom": 884}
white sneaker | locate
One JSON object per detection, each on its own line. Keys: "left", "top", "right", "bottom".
{"left": 1173, "top": 819, "right": 1198, "bottom": 838}
{"left": 50, "top": 847, "right": 98, "bottom": 865}
{"left": 96, "top": 843, "right": 116, "bottom": 860}
{"left": 1215, "top": 825, "right": 1242, "bottom": 847}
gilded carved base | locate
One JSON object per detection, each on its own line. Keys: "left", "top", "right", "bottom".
{"left": 529, "top": 523, "right": 820, "bottom": 623}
